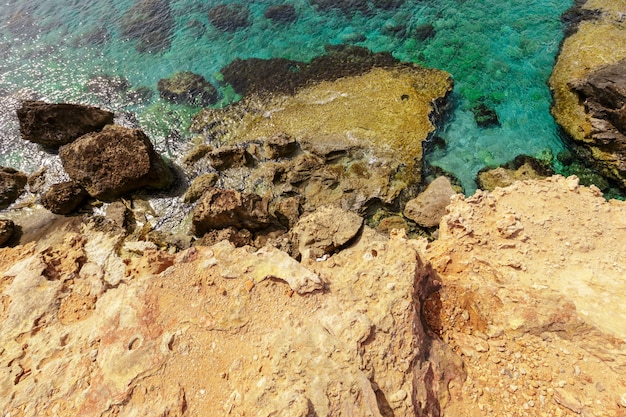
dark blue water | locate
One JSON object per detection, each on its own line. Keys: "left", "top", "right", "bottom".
{"left": 0, "top": 0, "right": 572, "bottom": 193}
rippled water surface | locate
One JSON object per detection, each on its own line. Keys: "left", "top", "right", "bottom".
{"left": 0, "top": 0, "right": 573, "bottom": 193}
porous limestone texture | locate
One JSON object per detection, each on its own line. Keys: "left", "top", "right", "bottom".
{"left": 189, "top": 66, "right": 452, "bottom": 215}
{"left": 426, "top": 175, "right": 626, "bottom": 416}
{"left": 549, "top": 0, "right": 626, "bottom": 187}
{"left": 0, "top": 223, "right": 457, "bottom": 416}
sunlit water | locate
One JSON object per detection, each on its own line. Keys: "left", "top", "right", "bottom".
{"left": 0, "top": 0, "right": 573, "bottom": 194}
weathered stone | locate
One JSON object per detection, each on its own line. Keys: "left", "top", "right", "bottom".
{"left": 119, "top": 0, "right": 174, "bottom": 53}
{"left": 273, "top": 196, "right": 301, "bottom": 229}
{"left": 477, "top": 155, "right": 554, "bottom": 191}
{"left": 263, "top": 132, "right": 298, "bottom": 159}
{"left": 41, "top": 181, "right": 88, "bottom": 215}
{"left": 290, "top": 205, "right": 363, "bottom": 260}
{"left": 59, "top": 125, "right": 173, "bottom": 200}
{"left": 192, "top": 187, "right": 269, "bottom": 235}
{"left": 0, "top": 219, "right": 16, "bottom": 247}
{"left": 183, "top": 173, "right": 219, "bottom": 203}
{"left": 207, "top": 145, "right": 250, "bottom": 170}
{"left": 264, "top": 4, "right": 297, "bottom": 23}
{"left": 550, "top": 3, "right": 626, "bottom": 188}
{"left": 0, "top": 167, "right": 27, "bottom": 210}
{"left": 157, "top": 71, "right": 219, "bottom": 107}
{"left": 404, "top": 176, "right": 456, "bottom": 228}
{"left": 208, "top": 4, "right": 250, "bottom": 32}
{"left": 17, "top": 101, "right": 114, "bottom": 147}
{"left": 426, "top": 175, "right": 626, "bottom": 416}
{"left": 26, "top": 167, "right": 47, "bottom": 194}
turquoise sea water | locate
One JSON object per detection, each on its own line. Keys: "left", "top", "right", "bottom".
{"left": 0, "top": 0, "right": 573, "bottom": 194}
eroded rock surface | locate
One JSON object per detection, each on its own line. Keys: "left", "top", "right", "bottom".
{"left": 426, "top": 176, "right": 626, "bottom": 416}
{"left": 404, "top": 176, "right": 457, "bottom": 228}
{"left": 59, "top": 125, "right": 173, "bottom": 200}
{"left": 41, "top": 181, "right": 88, "bottom": 215}
{"left": 0, "top": 167, "right": 27, "bottom": 210}
{"left": 17, "top": 101, "right": 114, "bottom": 147}
{"left": 550, "top": 0, "right": 626, "bottom": 187}
{"left": 0, "top": 223, "right": 454, "bottom": 416}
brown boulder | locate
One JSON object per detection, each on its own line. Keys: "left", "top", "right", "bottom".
{"left": 403, "top": 176, "right": 456, "bottom": 227}
{"left": 289, "top": 205, "right": 363, "bottom": 260}
{"left": 17, "top": 101, "right": 114, "bottom": 147}
{"left": 59, "top": 125, "right": 173, "bottom": 200}
{"left": 191, "top": 187, "right": 269, "bottom": 236}
{"left": 0, "top": 218, "right": 16, "bottom": 246}
{"left": 0, "top": 166, "right": 27, "bottom": 209}
{"left": 41, "top": 181, "right": 88, "bottom": 215}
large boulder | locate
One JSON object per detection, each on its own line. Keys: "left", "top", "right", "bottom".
{"left": 119, "top": 0, "right": 174, "bottom": 53}
{"left": 58, "top": 125, "right": 173, "bottom": 200}
{"left": 403, "top": 176, "right": 457, "bottom": 228}
{"left": 208, "top": 4, "right": 250, "bottom": 32}
{"left": 157, "top": 71, "right": 219, "bottom": 107}
{"left": 191, "top": 187, "right": 270, "bottom": 235}
{"left": 41, "top": 181, "right": 88, "bottom": 215}
{"left": 17, "top": 101, "right": 114, "bottom": 147}
{"left": 0, "top": 167, "right": 28, "bottom": 209}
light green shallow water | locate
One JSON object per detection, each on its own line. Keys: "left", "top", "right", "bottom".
{"left": 0, "top": 0, "right": 573, "bottom": 194}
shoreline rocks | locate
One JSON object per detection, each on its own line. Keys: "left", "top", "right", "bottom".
{"left": 17, "top": 101, "right": 114, "bottom": 147}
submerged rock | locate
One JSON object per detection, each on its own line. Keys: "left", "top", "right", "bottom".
{"left": 471, "top": 101, "right": 500, "bottom": 127}
{"left": 264, "top": 4, "right": 297, "bottom": 23}
{"left": 157, "top": 71, "right": 219, "bottom": 107}
{"left": 309, "top": 0, "right": 369, "bottom": 15}
{"left": 41, "top": 181, "right": 88, "bottom": 215}
{"left": 119, "top": 0, "right": 174, "bottom": 53}
{"left": 17, "top": 101, "right": 114, "bottom": 147}
{"left": 476, "top": 155, "right": 554, "bottom": 191}
{"left": 59, "top": 125, "right": 173, "bottom": 200}
{"left": 208, "top": 3, "right": 251, "bottom": 32}
{"left": 0, "top": 167, "right": 28, "bottom": 210}
{"left": 403, "top": 176, "right": 457, "bottom": 228}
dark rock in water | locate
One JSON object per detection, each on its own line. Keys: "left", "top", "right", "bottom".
{"left": 184, "top": 19, "right": 206, "bottom": 39}
{"left": 561, "top": 3, "right": 601, "bottom": 36}
{"left": 264, "top": 4, "right": 297, "bottom": 24}
{"left": 371, "top": 0, "right": 405, "bottom": 10}
{"left": 192, "top": 187, "right": 270, "bottom": 235}
{"left": 471, "top": 101, "right": 500, "bottom": 127}
{"left": 86, "top": 75, "right": 131, "bottom": 104}
{"left": 310, "top": 0, "right": 369, "bottom": 15}
{"left": 6, "top": 7, "right": 40, "bottom": 38}
{"left": 0, "top": 167, "right": 28, "bottom": 209}
{"left": 208, "top": 4, "right": 250, "bottom": 32}
{"left": 119, "top": 0, "right": 174, "bottom": 53}
{"left": 73, "top": 26, "right": 110, "bottom": 47}
{"left": 126, "top": 86, "right": 154, "bottom": 105}
{"left": 414, "top": 23, "right": 436, "bottom": 41}
{"left": 41, "top": 181, "right": 88, "bottom": 215}
{"left": 220, "top": 45, "right": 397, "bottom": 96}
{"left": 158, "top": 71, "right": 219, "bottom": 106}
{"left": 381, "top": 21, "right": 407, "bottom": 37}
{"left": 59, "top": 125, "right": 174, "bottom": 201}
{"left": 208, "top": 146, "right": 251, "bottom": 170}
{"left": 17, "top": 101, "right": 114, "bottom": 147}
{"left": 0, "top": 219, "right": 16, "bottom": 247}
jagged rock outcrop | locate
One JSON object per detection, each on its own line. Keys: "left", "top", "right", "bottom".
{"left": 549, "top": 1, "right": 626, "bottom": 188}
{"left": 17, "top": 101, "right": 114, "bottom": 147}
{"left": 0, "top": 167, "right": 27, "bottom": 210}
{"left": 191, "top": 187, "right": 270, "bottom": 235}
{"left": 190, "top": 64, "right": 452, "bottom": 218}
{"left": 157, "top": 71, "right": 219, "bottom": 107}
{"left": 41, "top": 181, "right": 88, "bottom": 215}
{"left": 426, "top": 176, "right": 626, "bottom": 416}
{"left": 404, "top": 176, "right": 457, "bottom": 228}
{"left": 59, "top": 125, "right": 173, "bottom": 200}
{"left": 0, "top": 221, "right": 457, "bottom": 416}
{"left": 119, "top": 0, "right": 174, "bottom": 53}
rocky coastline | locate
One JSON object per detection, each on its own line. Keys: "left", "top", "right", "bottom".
{"left": 1, "top": 34, "right": 626, "bottom": 417}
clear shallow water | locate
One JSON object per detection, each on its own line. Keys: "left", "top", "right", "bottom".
{"left": 0, "top": 0, "right": 572, "bottom": 194}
